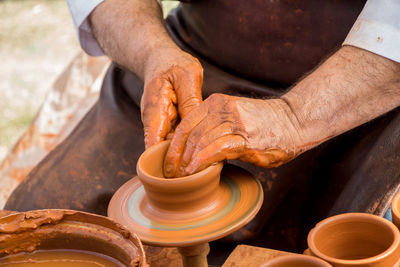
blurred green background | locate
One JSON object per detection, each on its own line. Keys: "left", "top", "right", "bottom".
{"left": 0, "top": 0, "right": 179, "bottom": 162}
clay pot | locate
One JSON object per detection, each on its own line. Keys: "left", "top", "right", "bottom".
{"left": 261, "top": 254, "right": 332, "bottom": 267}
{"left": 391, "top": 191, "right": 400, "bottom": 230}
{"left": 306, "top": 213, "right": 400, "bottom": 267}
{"left": 0, "top": 209, "right": 147, "bottom": 266}
{"left": 136, "top": 140, "right": 224, "bottom": 220}
{"left": 109, "top": 140, "right": 263, "bottom": 247}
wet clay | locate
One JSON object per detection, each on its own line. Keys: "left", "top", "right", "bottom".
{"left": 0, "top": 210, "right": 66, "bottom": 234}
{"left": 0, "top": 210, "right": 73, "bottom": 255}
{"left": 0, "top": 210, "right": 147, "bottom": 267}
{"left": 0, "top": 249, "right": 123, "bottom": 267}
{"left": 108, "top": 141, "right": 263, "bottom": 247}
{"left": 137, "top": 140, "right": 224, "bottom": 217}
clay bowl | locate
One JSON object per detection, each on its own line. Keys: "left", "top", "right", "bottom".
{"left": 136, "top": 140, "right": 224, "bottom": 220}
{"left": 261, "top": 254, "right": 332, "bottom": 267}
{"left": 391, "top": 191, "right": 400, "bottom": 230}
{"left": 306, "top": 213, "right": 400, "bottom": 267}
{"left": 0, "top": 209, "right": 147, "bottom": 266}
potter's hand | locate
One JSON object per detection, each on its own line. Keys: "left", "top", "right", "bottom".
{"left": 165, "top": 47, "right": 400, "bottom": 177}
{"left": 163, "top": 94, "right": 304, "bottom": 177}
{"left": 141, "top": 47, "right": 203, "bottom": 148}
{"left": 90, "top": 0, "right": 203, "bottom": 148}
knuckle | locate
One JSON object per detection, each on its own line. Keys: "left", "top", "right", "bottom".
{"left": 206, "top": 93, "right": 232, "bottom": 108}
{"left": 191, "top": 59, "right": 203, "bottom": 73}
{"left": 185, "top": 136, "right": 197, "bottom": 151}
{"left": 207, "top": 93, "right": 223, "bottom": 102}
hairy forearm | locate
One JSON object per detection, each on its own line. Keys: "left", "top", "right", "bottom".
{"left": 282, "top": 46, "right": 400, "bottom": 152}
{"left": 90, "top": 0, "right": 177, "bottom": 79}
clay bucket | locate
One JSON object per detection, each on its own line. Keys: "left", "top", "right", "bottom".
{"left": 391, "top": 191, "right": 400, "bottom": 230}
{"left": 0, "top": 209, "right": 147, "bottom": 266}
{"left": 261, "top": 254, "right": 332, "bottom": 267}
{"left": 136, "top": 140, "right": 224, "bottom": 220}
{"left": 305, "top": 213, "right": 400, "bottom": 267}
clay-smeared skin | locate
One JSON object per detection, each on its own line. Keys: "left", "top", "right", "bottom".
{"left": 164, "top": 96, "right": 303, "bottom": 177}
{"left": 165, "top": 46, "right": 400, "bottom": 177}
{"left": 91, "top": 0, "right": 203, "bottom": 148}
{"left": 141, "top": 51, "right": 203, "bottom": 148}
{"left": 91, "top": 1, "right": 400, "bottom": 178}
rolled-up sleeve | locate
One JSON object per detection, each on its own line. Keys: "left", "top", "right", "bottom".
{"left": 67, "top": 0, "right": 105, "bottom": 56}
{"left": 344, "top": 0, "right": 400, "bottom": 63}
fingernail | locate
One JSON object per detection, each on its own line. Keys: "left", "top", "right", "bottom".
{"left": 184, "top": 166, "right": 193, "bottom": 176}
{"left": 164, "top": 164, "right": 173, "bottom": 175}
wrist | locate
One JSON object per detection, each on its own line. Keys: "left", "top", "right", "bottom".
{"left": 282, "top": 46, "right": 400, "bottom": 153}
{"left": 90, "top": 0, "right": 177, "bottom": 79}
{"left": 263, "top": 98, "right": 306, "bottom": 157}
{"left": 120, "top": 26, "right": 178, "bottom": 80}
{"left": 142, "top": 41, "right": 181, "bottom": 80}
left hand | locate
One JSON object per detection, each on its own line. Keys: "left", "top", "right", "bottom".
{"left": 163, "top": 93, "right": 305, "bottom": 177}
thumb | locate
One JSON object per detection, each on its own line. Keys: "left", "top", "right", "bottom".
{"left": 142, "top": 78, "right": 178, "bottom": 149}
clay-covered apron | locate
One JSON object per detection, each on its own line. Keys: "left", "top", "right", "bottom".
{"left": 6, "top": 0, "right": 400, "bottom": 259}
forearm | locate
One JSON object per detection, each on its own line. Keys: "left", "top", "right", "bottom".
{"left": 282, "top": 46, "right": 400, "bottom": 152}
{"left": 90, "top": 0, "right": 177, "bottom": 79}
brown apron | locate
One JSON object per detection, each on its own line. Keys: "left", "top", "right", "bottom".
{"left": 6, "top": 0, "right": 400, "bottom": 264}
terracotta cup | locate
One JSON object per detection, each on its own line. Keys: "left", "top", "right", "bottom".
{"left": 391, "top": 191, "right": 400, "bottom": 230}
{"left": 261, "top": 254, "right": 332, "bottom": 267}
{"left": 0, "top": 209, "right": 147, "bottom": 266}
{"left": 136, "top": 140, "right": 223, "bottom": 219}
{"left": 305, "top": 213, "right": 400, "bottom": 267}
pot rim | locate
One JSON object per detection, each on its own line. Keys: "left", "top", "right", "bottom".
{"left": 0, "top": 209, "right": 147, "bottom": 266}
{"left": 137, "top": 140, "right": 223, "bottom": 186}
{"left": 307, "top": 212, "right": 400, "bottom": 265}
{"left": 263, "top": 254, "right": 332, "bottom": 267}
{"left": 391, "top": 192, "right": 400, "bottom": 221}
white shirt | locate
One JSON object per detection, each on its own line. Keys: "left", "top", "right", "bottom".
{"left": 67, "top": 0, "right": 400, "bottom": 62}
{"left": 343, "top": 0, "right": 400, "bottom": 63}
{"left": 67, "top": 0, "right": 104, "bottom": 56}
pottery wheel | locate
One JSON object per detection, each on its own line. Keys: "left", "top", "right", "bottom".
{"left": 108, "top": 165, "right": 263, "bottom": 247}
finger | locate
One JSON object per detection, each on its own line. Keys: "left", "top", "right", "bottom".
{"left": 172, "top": 65, "right": 203, "bottom": 118}
{"left": 163, "top": 104, "right": 209, "bottom": 177}
{"left": 178, "top": 120, "right": 240, "bottom": 173}
{"left": 176, "top": 94, "right": 238, "bottom": 171}
{"left": 142, "top": 79, "right": 177, "bottom": 148}
{"left": 165, "top": 131, "right": 175, "bottom": 140}
{"left": 177, "top": 135, "right": 246, "bottom": 176}
{"left": 143, "top": 101, "right": 177, "bottom": 148}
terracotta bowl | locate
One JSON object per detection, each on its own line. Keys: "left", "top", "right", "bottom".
{"left": 306, "top": 213, "right": 400, "bottom": 267}
{"left": 0, "top": 209, "right": 147, "bottom": 266}
{"left": 261, "top": 254, "right": 332, "bottom": 267}
{"left": 137, "top": 140, "right": 224, "bottom": 218}
{"left": 391, "top": 191, "right": 400, "bottom": 230}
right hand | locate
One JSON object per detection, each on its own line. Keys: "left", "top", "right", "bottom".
{"left": 141, "top": 46, "right": 203, "bottom": 149}
{"left": 163, "top": 95, "right": 304, "bottom": 177}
